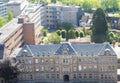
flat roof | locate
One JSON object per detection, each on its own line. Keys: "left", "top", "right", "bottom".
{"left": 47, "top": 4, "right": 80, "bottom": 8}
{"left": 0, "top": 18, "right": 22, "bottom": 43}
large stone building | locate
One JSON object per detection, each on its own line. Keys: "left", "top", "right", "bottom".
{"left": 12, "top": 42, "right": 117, "bottom": 83}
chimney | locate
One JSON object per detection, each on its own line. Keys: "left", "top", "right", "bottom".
{"left": 18, "top": 17, "right": 25, "bottom": 24}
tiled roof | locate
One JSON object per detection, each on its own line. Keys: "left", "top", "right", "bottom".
{"left": 17, "top": 43, "right": 117, "bottom": 57}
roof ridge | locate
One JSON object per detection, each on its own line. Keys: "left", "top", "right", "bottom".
{"left": 26, "top": 45, "right": 34, "bottom": 56}
{"left": 97, "top": 44, "right": 106, "bottom": 55}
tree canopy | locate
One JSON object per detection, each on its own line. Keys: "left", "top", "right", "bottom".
{"left": 48, "top": 32, "right": 61, "bottom": 44}
{"left": 0, "top": 58, "right": 20, "bottom": 83}
{"left": 7, "top": 12, "right": 14, "bottom": 22}
{"left": 60, "top": 22, "right": 73, "bottom": 31}
{"left": 41, "top": 28, "right": 48, "bottom": 36}
{"left": 91, "top": 8, "right": 109, "bottom": 43}
{"left": 27, "top": 0, "right": 120, "bottom": 12}
{"left": 68, "top": 29, "right": 76, "bottom": 39}
{"left": 100, "top": 0, "right": 119, "bottom": 12}
{"left": 0, "top": 17, "right": 7, "bottom": 28}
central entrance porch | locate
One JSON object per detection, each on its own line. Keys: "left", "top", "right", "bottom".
{"left": 63, "top": 75, "right": 69, "bottom": 82}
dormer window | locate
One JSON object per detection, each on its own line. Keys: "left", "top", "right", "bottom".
{"left": 22, "top": 50, "right": 27, "bottom": 56}
{"left": 104, "top": 49, "right": 111, "bottom": 56}
{"left": 55, "top": 43, "right": 77, "bottom": 55}
{"left": 62, "top": 45, "right": 69, "bottom": 55}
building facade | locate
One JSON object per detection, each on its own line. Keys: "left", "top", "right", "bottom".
{"left": 0, "top": 3, "right": 45, "bottom": 58}
{"left": 0, "top": 77, "right": 5, "bottom": 83}
{"left": 0, "top": 18, "right": 24, "bottom": 57}
{"left": 0, "top": 2, "right": 7, "bottom": 18}
{"left": 19, "top": 4, "right": 44, "bottom": 45}
{"left": 45, "top": 4, "right": 83, "bottom": 29}
{"left": 0, "top": 4, "right": 44, "bottom": 57}
{"left": 13, "top": 43, "right": 117, "bottom": 83}
{"left": 7, "top": 0, "right": 28, "bottom": 17}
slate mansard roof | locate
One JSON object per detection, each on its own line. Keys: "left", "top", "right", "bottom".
{"left": 16, "top": 42, "right": 117, "bottom": 57}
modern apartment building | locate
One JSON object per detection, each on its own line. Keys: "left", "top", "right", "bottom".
{"left": 46, "top": 4, "right": 83, "bottom": 28}
{"left": 0, "top": 18, "right": 24, "bottom": 57}
{"left": 0, "top": 2, "right": 7, "bottom": 18}
{"left": 0, "top": 4, "right": 44, "bottom": 58}
{"left": 7, "top": 0, "right": 28, "bottom": 17}
{"left": 13, "top": 42, "right": 117, "bottom": 83}
{"left": 19, "top": 4, "right": 44, "bottom": 45}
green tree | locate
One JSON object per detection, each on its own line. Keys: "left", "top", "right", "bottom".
{"left": 41, "top": 28, "right": 48, "bottom": 36}
{"left": 80, "top": 31, "right": 84, "bottom": 38}
{"left": 68, "top": 29, "right": 76, "bottom": 39}
{"left": 107, "top": 32, "right": 120, "bottom": 43}
{"left": 7, "top": 12, "right": 14, "bottom": 22}
{"left": 61, "top": 30, "right": 66, "bottom": 38}
{"left": 100, "top": 0, "right": 119, "bottom": 12}
{"left": 48, "top": 32, "right": 61, "bottom": 44}
{"left": 107, "top": 32, "right": 115, "bottom": 44}
{"left": 75, "top": 30, "right": 79, "bottom": 37}
{"left": 0, "top": 58, "right": 20, "bottom": 83}
{"left": 86, "top": 29, "right": 92, "bottom": 35}
{"left": 91, "top": 8, "right": 109, "bottom": 43}
{"left": 82, "top": 0, "right": 100, "bottom": 12}
{"left": 51, "top": 0, "right": 56, "bottom": 3}
{"left": 0, "top": 17, "right": 7, "bottom": 28}
{"left": 82, "top": 27, "right": 86, "bottom": 36}
{"left": 56, "top": 30, "right": 61, "bottom": 36}
{"left": 61, "top": 22, "right": 73, "bottom": 31}
{"left": 27, "top": 0, "right": 120, "bottom": 12}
